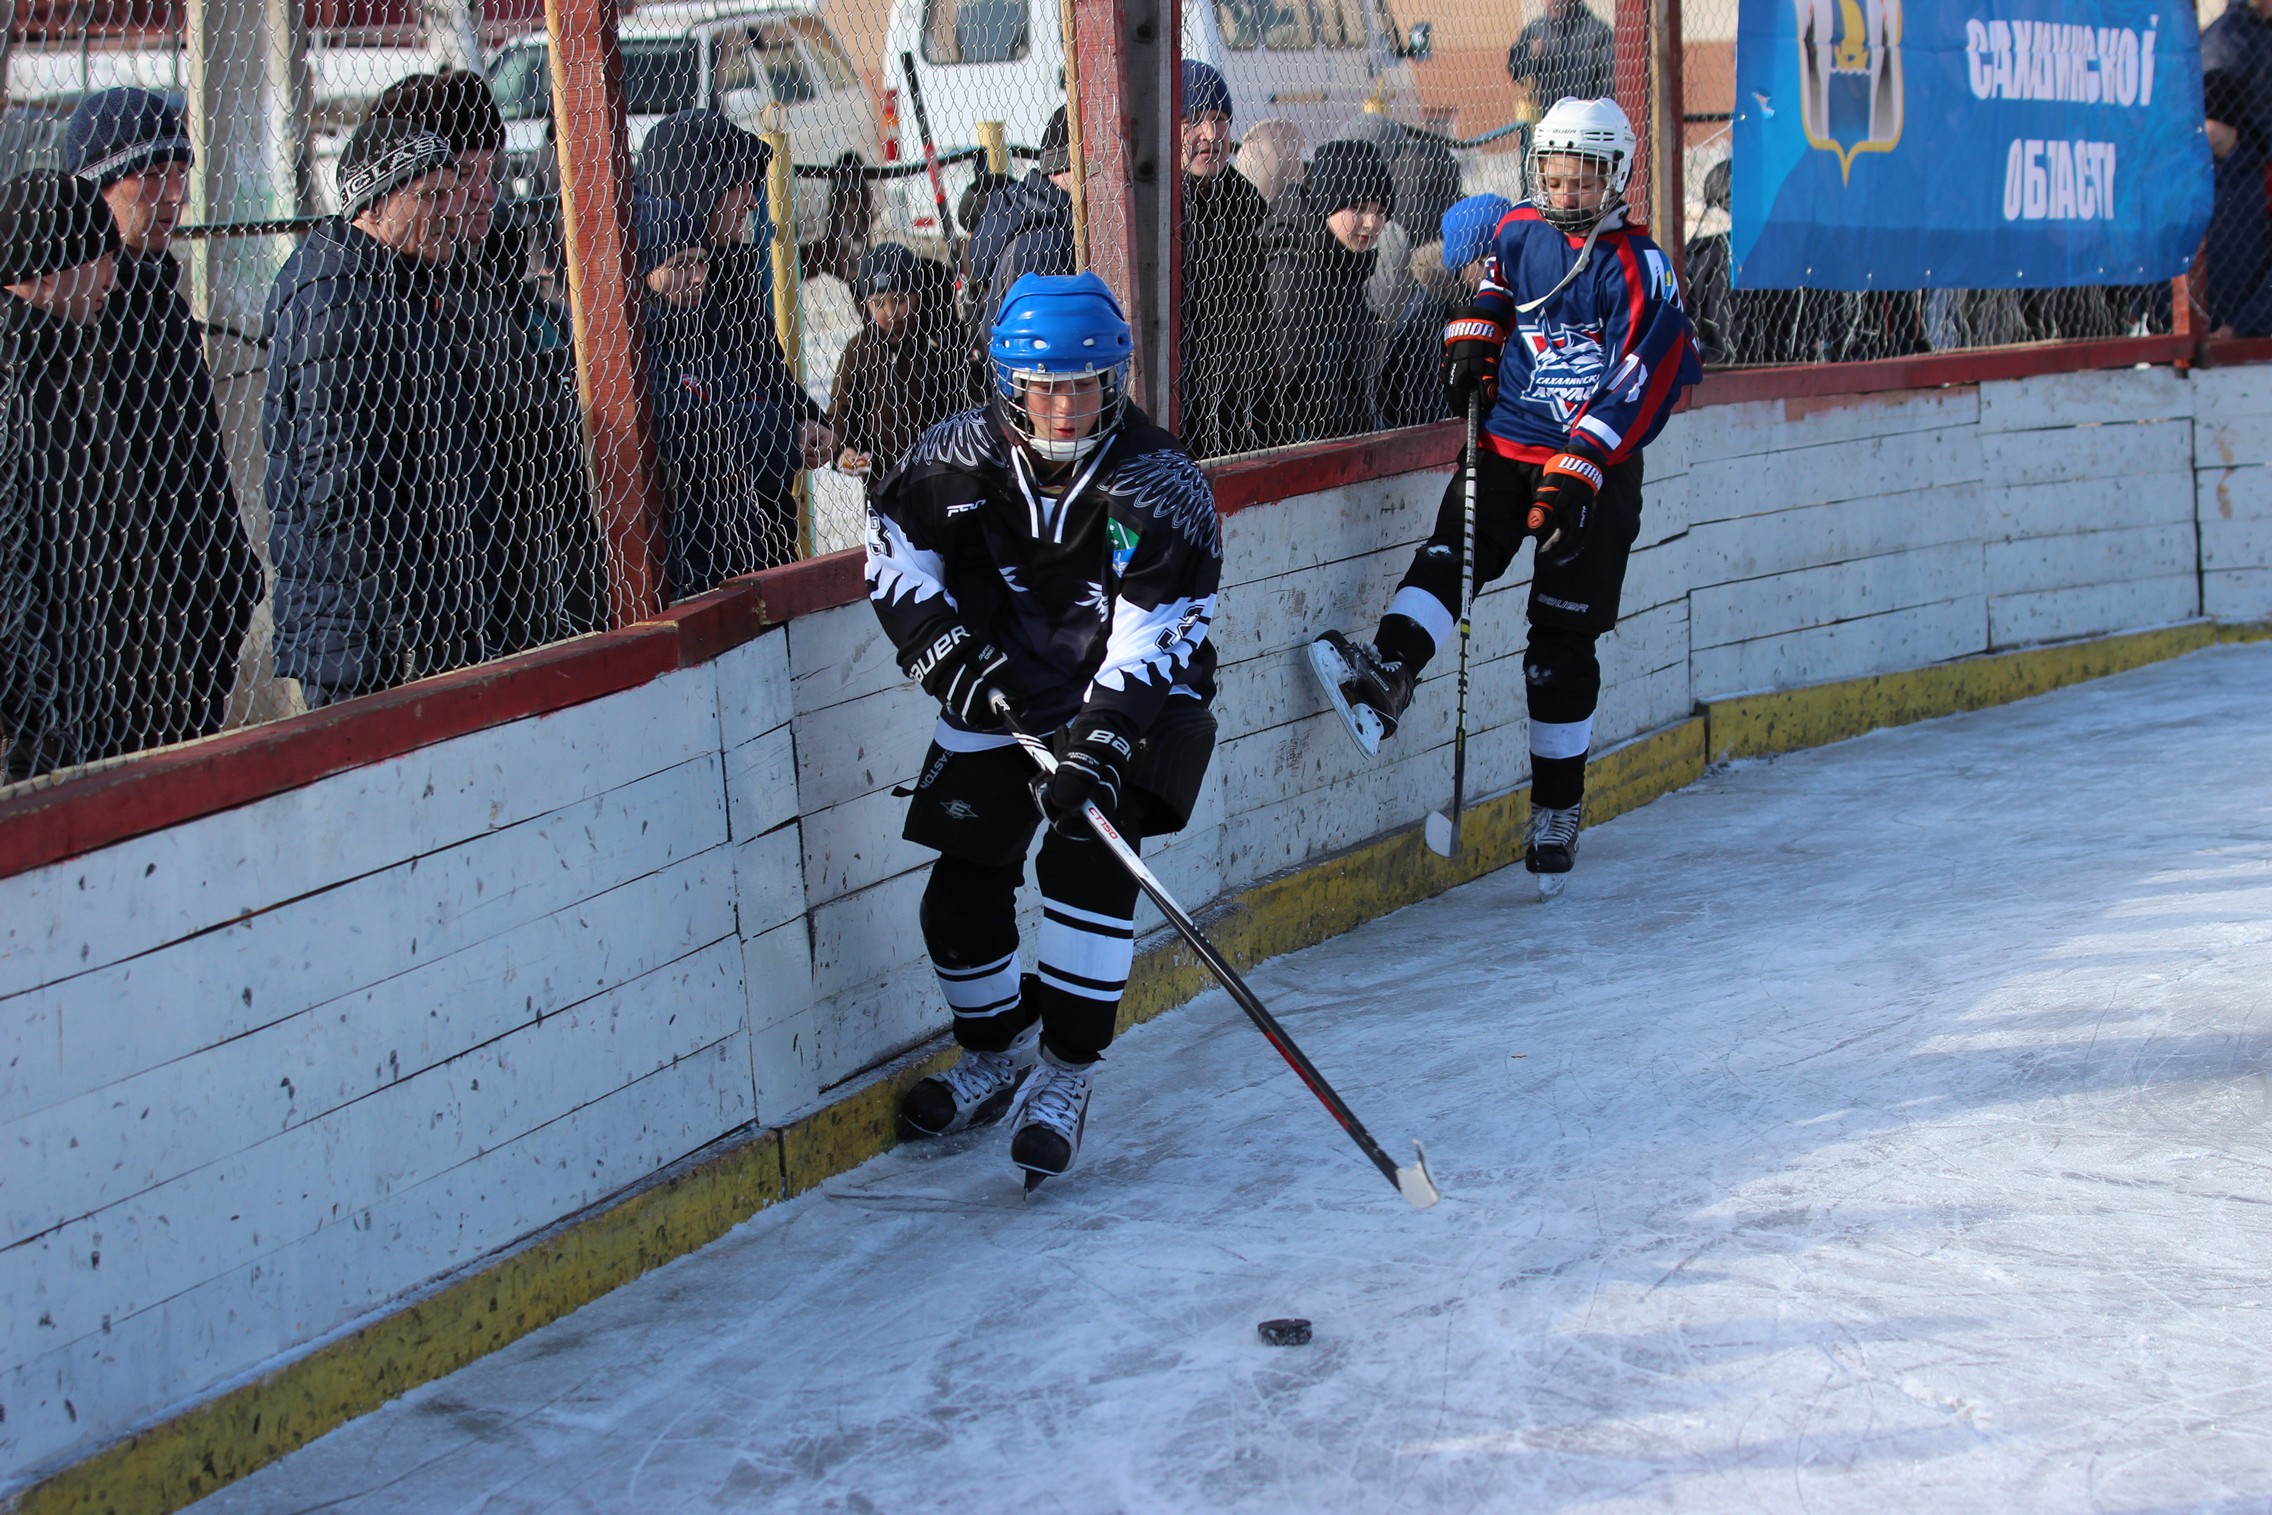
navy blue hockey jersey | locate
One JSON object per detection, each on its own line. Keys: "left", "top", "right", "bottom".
{"left": 1473, "top": 204, "right": 1702, "bottom": 466}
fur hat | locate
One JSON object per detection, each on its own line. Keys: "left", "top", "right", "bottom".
{"left": 1307, "top": 138, "right": 1391, "bottom": 216}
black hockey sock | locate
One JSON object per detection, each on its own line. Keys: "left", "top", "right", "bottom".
{"left": 921, "top": 855, "right": 1036, "bottom": 1052}
{"left": 1530, "top": 753, "right": 1586, "bottom": 811}
{"left": 1375, "top": 612, "right": 1436, "bottom": 672}
{"left": 1030, "top": 825, "right": 1142, "bottom": 1065}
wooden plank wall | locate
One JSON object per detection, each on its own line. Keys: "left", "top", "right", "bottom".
{"left": 5, "top": 363, "right": 2268, "bottom": 1485}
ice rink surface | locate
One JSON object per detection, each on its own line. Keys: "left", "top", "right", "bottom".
{"left": 191, "top": 644, "right": 2272, "bottom": 1514}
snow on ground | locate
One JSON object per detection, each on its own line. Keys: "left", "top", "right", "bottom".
{"left": 191, "top": 644, "right": 2272, "bottom": 1514}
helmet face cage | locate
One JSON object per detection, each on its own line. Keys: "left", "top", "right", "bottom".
{"left": 1527, "top": 98, "right": 1636, "bottom": 233}
{"left": 995, "top": 359, "right": 1130, "bottom": 462}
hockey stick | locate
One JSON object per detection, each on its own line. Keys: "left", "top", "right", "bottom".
{"left": 994, "top": 698, "right": 1440, "bottom": 1209}
{"left": 1424, "top": 392, "right": 1481, "bottom": 859}
{"left": 899, "top": 51, "right": 962, "bottom": 264}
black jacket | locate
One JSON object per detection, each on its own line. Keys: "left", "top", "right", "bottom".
{"left": 1179, "top": 165, "right": 1277, "bottom": 459}
{"left": 965, "top": 170, "right": 1077, "bottom": 334}
{"left": 1, "top": 297, "right": 152, "bottom": 780}
{"left": 263, "top": 218, "right": 487, "bottom": 696}
{"left": 866, "top": 406, "right": 1220, "bottom": 735}
{"left": 1264, "top": 184, "right": 1383, "bottom": 442}
{"left": 827, "top": 298, "right": 970, "bottom": 493}
{"left": 1506, "top": 6, "right": 1615, "bottom": 108}
{"left": 645, "top": 295, "right": 802, "bottom": 596}
{"left": 435, "top": 247, "right": 608, "bottom": 653}
{"left": 103, "top": 249, "right": 263, "bottom": 743}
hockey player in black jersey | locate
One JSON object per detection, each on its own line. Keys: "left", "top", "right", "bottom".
{"left": 1309, "top": 96, "right": 1702, "bottom": 890}
{"left": 866, "top": 271, "right": 1222, "bottom": 1186}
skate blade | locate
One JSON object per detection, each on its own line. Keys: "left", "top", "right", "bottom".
{"left": 1022, "top": 1169, "right": 1050, "bottom": 1197}
{"left": 1424, "top": 808, "right": 1459, "bottom": 858}
{"left": 1306, "top": 638, "right": 1384, "bottom": 758}
{"left": 1397, "top": 1140, "right": 1441, "bottom": 1210}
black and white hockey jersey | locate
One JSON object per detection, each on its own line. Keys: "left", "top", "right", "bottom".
{"left": 866, "top": 405, "right": 1221, "bottom": 736}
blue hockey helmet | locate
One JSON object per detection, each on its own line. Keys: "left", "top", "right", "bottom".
{"left": 988, "top": 269, "right": 1133, "bottom": 461}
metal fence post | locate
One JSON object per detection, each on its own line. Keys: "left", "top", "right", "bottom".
{"left": 1650, "top": 0, "right": 1686, "bottom": 278}
{"left": 545, "top": 0, "right": 667, "bottom": 625}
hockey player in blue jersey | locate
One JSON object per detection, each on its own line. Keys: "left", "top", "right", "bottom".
{"left": 1310, "top": 96, "right": 1701, "bottom": 887}
{"left": 867, "top": 271, "right": 1222, "bottom": 1187}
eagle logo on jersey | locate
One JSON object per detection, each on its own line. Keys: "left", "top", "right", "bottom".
{"left": 1517, "top": 319, "right": 1609, "bottom": 422}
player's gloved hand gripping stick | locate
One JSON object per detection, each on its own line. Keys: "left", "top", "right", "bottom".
{"left": 992, "top": 693, "right": 1441, "bottom": 1210}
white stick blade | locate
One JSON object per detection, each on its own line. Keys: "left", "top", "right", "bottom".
{"left": 1397, "top": 1140, "right": 1441, "bottom": 1209}
{"left": 1424, "top": 809, "right": 1458, "bottom": 858}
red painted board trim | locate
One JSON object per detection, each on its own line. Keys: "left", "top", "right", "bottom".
{"left": 0, "top": 627, "right": 681, "bottom": 882}
{"left": 653, "top": 581, "right": 767, "bottom": 667}
{"left": 1207, "top": 422, "right": 1462, "bottom": 516}
{"left": 1688, "top": 334, "right": 2189, "bottom": 410}
{"left": 749, "top": 550, "right": 867, "bottom": 625}
{"left": 2197, "top": 336, "right": 2272, "bottom": 369}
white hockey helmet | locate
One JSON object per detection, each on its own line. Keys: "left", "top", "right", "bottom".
{"left": 1527, "top": 96, "right": 1637, "bottom": 232}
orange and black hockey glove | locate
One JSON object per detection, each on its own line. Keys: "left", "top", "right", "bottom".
{"left": 1527, "top": 452, "right": 1604, "bottom": 571}
{"left": 1441, "top": 307, "right": 1508, "bottom": 413}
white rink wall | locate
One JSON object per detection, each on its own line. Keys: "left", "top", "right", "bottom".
{"left": 3, "top": 362, "right": 2268, "bottom": 1485}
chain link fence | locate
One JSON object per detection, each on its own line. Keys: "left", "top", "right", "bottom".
{"left": 0, "top": 0, "right": 2206, "bottom": 792}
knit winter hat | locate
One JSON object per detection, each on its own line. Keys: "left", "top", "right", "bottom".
{"left": 368, "top": 69, "right": 506, "bottom": 155}
{"left": 856, "top": 241, "right": 921, "bottom": 300}
{"left": 632, "top": 189, "right": 706, "bottom": 277}
{"left": 1439, "top": 193, "right": 1512, "bottom": 271}
{"left": 1182, "top": 60, "right": 1233, "bottom": 121}
{"left": 638, "top": 109, "right": 770, "bottom": 226}
{"left": 1037, "top": 106, "right": 1071, "bottom": 175}
{"left": 1307, "top": 138, "right": 1391, "bottom": 215}
{"left": 0, "top": 170, "right": 122, "bottom": 283}
{"left": 64, "top": 88, "right": 194, "bottom": 189}
{"left": 337, "top": 118, "right": 455, "bottom": 217}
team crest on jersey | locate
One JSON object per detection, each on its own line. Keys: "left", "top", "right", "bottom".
{"left": 1518, "top": 320, "right": 1608, "bottom": 421}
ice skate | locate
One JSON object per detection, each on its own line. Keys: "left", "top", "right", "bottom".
{"left": 1308, "top": 631, "right": 1416, "bottom": 758}
{"left": 1525, "top": 801, "right": 1582, "bottom": 899}
{"left": 899, "top": 1017, "right": 1040, "bottom": 1138}
{"left": 1008, "top": 1049, "right": 1094, "bottom": 1192}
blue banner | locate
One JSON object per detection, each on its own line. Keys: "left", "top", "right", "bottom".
{"left": 1730, "top": 0, "right": 2213, "bottom": 289}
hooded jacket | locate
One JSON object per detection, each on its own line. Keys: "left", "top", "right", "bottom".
{"left": 262, "top": 217, "right": 487, "bottom": 696}
{"left": 1263, "top": 179, "right": 1384, "bottom": 443}
{"left": 1, "top": 295, "right": 154, "bottom": 779}
{"left": 102, "top": 248, "right": 263, "bottom": 741}
{"left": 964, "top": 170, "right": 1077, "bottom": 336}
{"left": 1179, "top": 164, "right": 1276, "bottom": 459}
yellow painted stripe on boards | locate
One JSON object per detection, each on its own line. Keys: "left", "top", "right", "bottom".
{"left": 15, "top": 623, "right": 2263, "bottom": 1515}
{"left": 1704, "top": 623, "right": 2221, "bottom": 763}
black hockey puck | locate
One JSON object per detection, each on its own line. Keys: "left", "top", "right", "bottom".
{"left": 1257, "top": 1318, "right": 1312, "bottom": 1347}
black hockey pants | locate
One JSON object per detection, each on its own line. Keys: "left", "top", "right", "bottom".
{"left": 1375, "top": 448, "right": 1645, "bottom": 811}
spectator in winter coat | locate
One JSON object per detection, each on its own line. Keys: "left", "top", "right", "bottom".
{"left": 1264, "top": 138, "right": 1391, "bottom": 442}
{"left": 0, "top": 170, "right": 148, "bottom": 780}
{"left": 64, "top": 88, "right": 264, "bottom": 745}
{"left": 827, "top": 242, "right": 968, "bottom": 493}
{"left": 965, "top": 105, "right": 1078, "bottom": 333}
{"left": 1328, "top": 113, "right": 1463, "bottom": 323}
{"left": 371, "top": 70, "right": 607, "bottom": 650}
{"left": 636, "top": 192, "right": 803, "bottom": 594}
{"left": 1381, "top": 194, "right": 1510, "bottom": 430}
{"left": 1177, "top": 61, "right": 1275, "bottom": 459}
{"left": 2201, "top": 1, "right": 2272, "bottom": 336}
{"left": 1235, "top": 118, "right": 1305, "bottom": 213}
{"left": 639, "top": 108, "right": 832, "bottom": 487}
{"left": 263, "top": 120, "right": 486, "bottom": 708}
{"left": 1507, "top": 0, "right": 1616, "bottom": 116}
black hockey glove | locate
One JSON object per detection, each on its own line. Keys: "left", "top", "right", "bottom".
{"left": 1039, "top": 711, "right": 1137, "bottom": 838}
{"left": 1441, "top": 307, "right": 1508, "bottom": 413}
{"left": 905, "top": 623, "right": 1022, "bottom": 729}
{"left": 1527, "top": 452, "right": 1603, "bottom": 572}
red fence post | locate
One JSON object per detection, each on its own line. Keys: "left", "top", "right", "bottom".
{"left": 1651, "top": 0, "right": 1686, "bottom": 278}
{"left": 1614, "top": 0, "right": 1652, "bottom": 225}
{"left": 546, "top": 0, "right": 667, "bottom": 626}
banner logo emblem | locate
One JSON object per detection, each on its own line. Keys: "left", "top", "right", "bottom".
{"left": 1798, "top": 0, "right": 1903, "bottom": 181}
